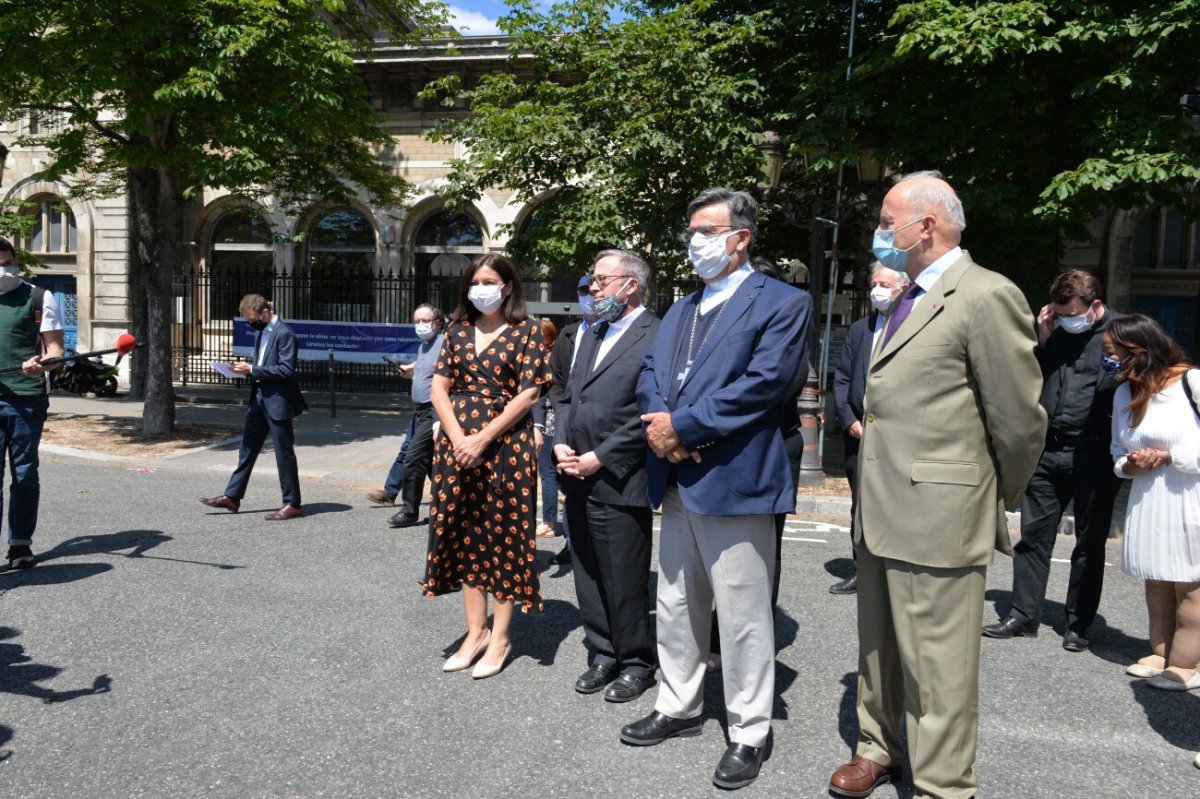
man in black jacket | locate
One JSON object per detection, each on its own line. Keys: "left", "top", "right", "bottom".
{"left": 554, "top": 250, "right": 660, "bottom": 702}
{"left": 983, "top": 269, "right": 1122, "bottom": 651}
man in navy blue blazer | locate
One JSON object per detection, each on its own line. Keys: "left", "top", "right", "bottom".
{"left": 201, "top": 293, "right": 308, "bottom": 520}
{"left": 622, "top": 188, "right": 810, "bottom": 790}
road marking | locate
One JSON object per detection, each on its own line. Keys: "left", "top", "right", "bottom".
{"left": 782, "top": 536, "right": 828, "bottom": 544}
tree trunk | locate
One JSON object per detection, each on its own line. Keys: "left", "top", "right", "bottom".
{"left": 126, "top": 166, "right": 154, "bottom": 401}
{"left": 140, "top": 164, "right": 179, "bottom": 435}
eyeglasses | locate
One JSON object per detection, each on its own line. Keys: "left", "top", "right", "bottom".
{"left": 589, "top": 273, "right": 631, "bottom": 289}
{"left": 684, "top": 224, "right": 734, "bottom": 238}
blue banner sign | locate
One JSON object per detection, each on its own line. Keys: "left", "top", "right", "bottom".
{"left": 232, "top": 319, "right": 421, "bottom": 363}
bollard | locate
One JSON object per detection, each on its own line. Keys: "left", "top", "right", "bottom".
{"left": 328, "top": 348, "right": 337, "bottom": 418}
{"left": 796, "top": 374, "right": 825, "bottom": 486}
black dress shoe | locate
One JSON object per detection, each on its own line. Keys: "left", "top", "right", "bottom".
{"left": 388, "top": 511, "right": 422, "bottom": 528}
{"left": 550, "top": 547, "right": 572, "bottom": 566}
{"left": 620, "top": 710, "right": 703, "bottom": 746}
{"left": 1063, "top": 629, "right": 1090, "bottom": 652}
{"left": 981, "top": 616, "right": 1038, "bottom": 639}
{"left": 713, "top": 742, "right": 766, "bottom": 789}
{"left": 829, "top": 574, "right": 857, "bottom": 594}
{"left": 575, "top": 664, "right": 617, "bottom": 694}
{"left": 605, "top": 673, "right": 656, "bottom": 703}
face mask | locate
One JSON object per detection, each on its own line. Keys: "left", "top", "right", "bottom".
{"left": 468, "top": 284, "right": 505, "bottom": 314}
{"left": 578, "top": 294, "right": 597, "bottom": 318}
{"left": 415, "top": 322, "right": 436, "bottom": 341}
{"left": 0, "top": 266, "right": 21, "bottom": 294}
{"left": 247, "top": 312, "right": 269, "bottom": 332}
{"left": 872, "top": 218, "right": 923, "bottom": 272}
{"left": 689, "top": 231, "right": 737, "bottom": 281}
{"left": 1100, "top": 354, "right": 1126, "bottom": 380}
{"left": 1057, "top": 310, "right": 1094, "bottom": 335}
{"left": 869, "top": 286, "right": 895, "bottom": 312}
{"left": 592, "top": 279, "right": 631, "bottom": 324}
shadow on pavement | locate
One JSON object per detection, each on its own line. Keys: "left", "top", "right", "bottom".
{"left": 0, "top": 626, "right": 112, "bottom": 705}
{"left": 0, "top": 562, "right": 112, "bottom": 588}
{"left": 34, "top": 529, "right": 241, "bottom": 571}
{"left": 1129, "top": 681, "right": 1200, "bottom": 752}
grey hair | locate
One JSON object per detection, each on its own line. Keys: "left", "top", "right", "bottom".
{"left": 869, "top": 261, "right": 910, "bottom": 288}
{"left": 687, "top": 187, "right": 758, "bottom": 248}
{"left": 897, "top": 170, "right": 967, "bottom": 232}
{"left": 593, "top": 249, "right": 650, "bottom": 298}
{"left": 414, "top": 303, "right": 446, "bottom": 328}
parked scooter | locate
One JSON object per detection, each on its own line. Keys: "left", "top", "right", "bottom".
{"left": 54, "top": 351, "right": 120, "bottom": 397}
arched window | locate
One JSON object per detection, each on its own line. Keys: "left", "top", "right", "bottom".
{"left": 308, "top": 206, "right": 377, "bottom": 322}
{"left": 413, "top": 210, "right": 484, "bottom": 280}
{"left": 207, "top": 207, "right": 274, "bottom": 321}
{"left": 20, "top": 196, "right": 77, "bottom": 256}
{"left": 1133, "top": 207, "right": 1199, "bottom": 270}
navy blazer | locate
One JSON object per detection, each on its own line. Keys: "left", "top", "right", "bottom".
{"left": 555, "top": 309, "right": 661, "bottom": 507}
{"left": 250, "top": 319, "right": 308, "bottom": 421}
{"left": 832, "top": 311, "right": 879, "bottom": 433}
{"left": 637, "top": 271, "right": 811, "bottom": 516}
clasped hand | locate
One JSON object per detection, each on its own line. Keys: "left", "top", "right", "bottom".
{"left": 640, "top": 412, "right": 700, "bottom": 464}
{"left": 453, "top": 432, "right": 490, "bottom": 469}
{"left": 553, "top": 444, "right": 601, "bottom": 478}
{"left": 1125, "top": 447, "right": 1169, "bottom": 474}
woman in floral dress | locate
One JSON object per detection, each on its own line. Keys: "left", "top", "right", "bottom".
{"left": 422, "top": 253, "right": 551, "bottom": 679}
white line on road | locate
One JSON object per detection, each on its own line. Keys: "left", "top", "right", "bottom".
{"left": 782, "top": 536, "right": 829, "bottom": 543}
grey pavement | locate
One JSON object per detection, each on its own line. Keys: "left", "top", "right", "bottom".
{"left": 0, "top": 388, "right": 1193, "bottom": 797}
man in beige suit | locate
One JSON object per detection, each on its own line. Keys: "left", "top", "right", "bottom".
{"left": 828, "top": 171, "right": 1046, "bottom": 799}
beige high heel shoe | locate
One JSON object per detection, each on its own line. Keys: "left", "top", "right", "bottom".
{"left": 443, "top": 631, "right": 491, "bottom": 673}
{"left": 471, "top": 643, "right": 512, "bottom": 680}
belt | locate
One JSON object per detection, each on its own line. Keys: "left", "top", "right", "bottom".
{"left": 413, "top": 401, "right": 433, "bottom": 410}
{"left": 1046, "top": 429, "right": 1104, "bottom": 447}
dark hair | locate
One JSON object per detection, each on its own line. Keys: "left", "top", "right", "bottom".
{"left": 0, "top": 237, "right": 14, "bottom": 259}
{"left": 450, "top": 253, "right": 528, "bottom": 325}
{"left": 1049, "top": 269, "right": 1102, "bottom": 306}
{"left": 1106, "top": 314, "right": 1192, "bottom": 425}
{"left": 415, "top": 303, "right": 446, "bottom": 329}
{"left": 750, "top": 256, "right": 782, "bottom": 282}
{"left": 687, "top": 187, "right": 758, "bottom": 249}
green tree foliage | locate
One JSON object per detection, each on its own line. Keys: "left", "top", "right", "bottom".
{"left": 425, "top": 0, "right": 772, "bottom": 283}
{"left": 0, "top": 0, "right": 449, "bottom": 432}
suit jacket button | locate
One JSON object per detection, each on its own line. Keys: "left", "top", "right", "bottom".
{"left": 866, "top": 412, "right": 876, "bottom": 423}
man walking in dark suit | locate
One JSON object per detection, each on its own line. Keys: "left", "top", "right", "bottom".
{"left": 201, "top": 293, "right": 307, "bottom": 520}
{"left": 829, "top": 262, "right": 908, "bottom": 595}
{"left": 624, "top": 188, "right": 810, "bottom": 790}
{"left": 554, "top": 250, "right": 661, "bottom": 704}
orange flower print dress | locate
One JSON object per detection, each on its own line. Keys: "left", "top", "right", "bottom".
{"left": 421, "top": 317, "right": 552, "bottom": 612}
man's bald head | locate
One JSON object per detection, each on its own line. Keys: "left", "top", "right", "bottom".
{"left": 878, "top": 170, "right": 966, "bottom": 274}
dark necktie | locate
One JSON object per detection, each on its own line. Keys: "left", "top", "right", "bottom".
{"left": 882, "top": 283, "right": 922, "bottom": 347}
{"left": 588, "top": 321, "right": 609, "bottom": 372}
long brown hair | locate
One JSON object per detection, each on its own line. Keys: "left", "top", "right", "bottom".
{"left": 1107, "top": 314, "right": 1192, "bottom": 426}
{"left": 450, "top": 253, "right": 528, "bottom": 325}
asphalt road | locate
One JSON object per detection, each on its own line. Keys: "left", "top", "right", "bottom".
{"left": 0, "top": 412, "right": 1197, "bottom": 797}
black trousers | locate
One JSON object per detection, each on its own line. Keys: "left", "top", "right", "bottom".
{"left": 397, "top": 405, "right": 435, "bottom": 518}
{"left": 224, "top": 397, "right": 301, "bottom": 507}
{"left": 843, "top": 432, "right": 861, "bottom": 559}
{"left": 566, "top": 493, "right": 656, "bottom": 679}
{"left": 1009, "top": 444, "right": 1121, "bottom": 632}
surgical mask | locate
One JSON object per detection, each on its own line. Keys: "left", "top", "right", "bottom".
{"left": 872, "top": 218, "right": 923, "bottom": 272}
{"left": 1057, "top": 310, "right": 1094, "bottom": 335}
{"left": 689, "top": 231, "right": 737, "bottom": 281}
{"left": 592, "top": 280, "right": 631, "bottom": 324}
{"left": 0, "top": 265, "right": 21, "bottom": 294}
{"left": 468, "top": 284, "right": 504, "bottom": 314}
{"left": 869, "top": 286, "right": 895, "bottom": 312}
{"left": 1100, "top": 354, "right": 1126, "bottom": 380}
{"left": 415, "top": 322, "right": 436, "bottom": 341}
{"left": 578, "top": 294, "right": 597, "bottom": 318}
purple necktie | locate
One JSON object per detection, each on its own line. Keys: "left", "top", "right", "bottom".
{"left": 882, "top": 283, "right": 922, "bottom": 346}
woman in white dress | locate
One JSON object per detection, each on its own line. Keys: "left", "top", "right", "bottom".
{"left": 1105, "top": 314, "right": 1200, "bottom": 690}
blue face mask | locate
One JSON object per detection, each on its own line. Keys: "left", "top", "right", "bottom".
{"left": 1100, "top": 354, "right": 1126, "bottom": 380}
{"left": 579, "top": 294, "right": 597, "bottom": 318}
{"left": 872, "top": 217, "right": 924, "bottom": 272}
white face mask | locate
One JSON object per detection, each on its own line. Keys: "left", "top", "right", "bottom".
{"left": 0, "top": 266, "right": 21, "bottom": 294}
{"left": 414, "top": 322, "right": 436, "bottom": 341}
{"left": 869, "top": 286, "right": 895, "bottom": 312}
{"left": 688, "top": 231, "right": 737, "bottom": 281}
{"left": 467, "top": 284, "right": 505, "bottom": 314}
{"left": 1057, "top": 309, "right": 1094, "bottom": 335}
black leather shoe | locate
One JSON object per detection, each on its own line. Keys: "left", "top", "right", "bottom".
{"left": 981, "top": 616, "right": 1038, "bottom": 639}
{"left": 829, "top": 574, "right": 857, "bottom": 594}
{"left": 620, "top": 711, "right": 703, "bottom": 746}
{"left": 575, "top": 664, "right": 617, "bottom": 694}
{"left": 388, "top": 511, "right": 422, "bottom": 528}
{"left": 1063, "top": 629, "right": 1090, "bottom": 652}
{"left": 713, "top": 741, "right": 766, "bottom": 789}
{"left": 550, "top": 547, "right": 572, "bottom": 566}
{"left": 605, "top": 673, "right": 656, "bottom": 703}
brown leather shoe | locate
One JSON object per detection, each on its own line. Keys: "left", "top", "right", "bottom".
{"left": 365, "top": 490, "right": 395, "bottom": 506}
{"left": 199, "top": 495, "right": 240, "bottom": 513}
{"left": 264, "top": 504, "right": 303, "bottom": 521}
{"left": 829, "top": 755, "right": 901, "bottom": 798}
